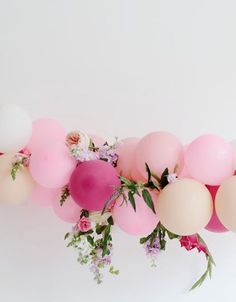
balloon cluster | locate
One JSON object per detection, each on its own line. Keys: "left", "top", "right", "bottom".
{"left": 1, "top": 103, "right": 236, "bottom": 289}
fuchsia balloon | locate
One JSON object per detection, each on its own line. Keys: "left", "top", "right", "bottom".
{"left": 29, "top": 143, "right": 76, "bottom": 188}
{"left": 30, "top": 185, "right": 58, "bottom": 207}
{"left": 134, "top": 132, "right": 184, "bottom": 178}
{"left": 27, "top": 118, "right": 66, "bottom": 153}
{"left": 116, "top": 137, "right": 140, "bottom": 179}
{"left": 185, "top": 135, "right": 234, "bottom": 185}
{"left": 205, "top": 185, "right": 228, "bottom": 233}
{"left": 69, "top": 160, "right": 121, "bottom": 211}
{"left": 112, "top": 191, "right": 159, "bottom": 236}
{"left": 52, "top": 193, "right": 82, "bottom": 223}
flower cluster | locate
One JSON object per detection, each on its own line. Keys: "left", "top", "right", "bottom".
{"left": 11, "top": 149, "right": 31, "bottom": 180}
{"left": 180, "top": 235, "right": 208, "bottom": 255}
{"left": 143, "top": 237, "right": 161, "bottom": 267}
{"left": 65, "top": 211, "right": 119, "bottom": 284}
{"left": 66, "top": 131, "right": 118, "bottom": 167}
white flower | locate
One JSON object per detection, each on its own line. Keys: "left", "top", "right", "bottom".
{"left": 167, "top": 173, "right": 177, "bottom": 184}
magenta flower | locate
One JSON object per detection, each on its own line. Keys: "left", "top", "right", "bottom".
{"left": 180, "top": 235, "right": 208, "bottom": 256}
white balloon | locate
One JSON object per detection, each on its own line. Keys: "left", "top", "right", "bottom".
{"left": 0, "top": 104, "right": 32, "bottom": 153}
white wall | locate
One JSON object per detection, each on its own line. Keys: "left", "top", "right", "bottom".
{"left": 1, "top": 1, "right": 236, "bottom": 301}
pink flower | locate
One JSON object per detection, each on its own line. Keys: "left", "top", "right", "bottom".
{"left": 76, "top": 217, "right": 92, "bottom": 232}
{"left": 180, "top": 235, "right": 208, "bottom": 256}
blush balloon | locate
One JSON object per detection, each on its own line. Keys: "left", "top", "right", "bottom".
{"left": 112, "top": 191, "right": 159, "bottom": 236}
{"left": 116, "top": 137, "right": 140, "bottom": 179}
{"left": 27, "top": 118, "right": 66, "bottom": 153}
{"left": 135, "top": 132, "right": 184, "bottom": 179}
{"left": 29, "top": 143, "right": 76, "bottom": 188}
{"left": 30, "top": 185, "right": 58, "bottom": 207}
{"left": 52, "top": 193, "right": 82, "bottom": 223}
{"left": 185, "top": 135, "right": 234, "bottom": 185}
{"left": 69, "top": 160, "right": 120, "bottom": 211}
{"left": 205, "top": 185, "right": 228, "bottom": 233}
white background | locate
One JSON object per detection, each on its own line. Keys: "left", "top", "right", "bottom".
{"left": 1, "top": 0, "right": 236, "bottom": 301}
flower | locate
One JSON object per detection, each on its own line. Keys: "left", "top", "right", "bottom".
{"left": 98, "top": 146, "right": 118, "bottom": 166}
{"left": 144, "top": 237, "right": 161, "bottom": 257}
{"left": 167, "top": 173, "right": 177, "bottom": 184}
{"left": 66, "top": 131, "right": 91, "bottom": 149}
{"left": 180, "top": 235, "right": 208, "bottom": 255}
{"left": 75, "top": 217, "right": 92, "bottom": 232}
{"left": 70, "top": 145, "right": 98, "bottom": 162}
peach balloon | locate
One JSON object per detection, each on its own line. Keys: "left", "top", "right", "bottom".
{"left": 157, "top": 179, "right": 213, "bottom": 236}
{"left": 112, "top": 190, "right": 159, "bottom": 236}
{"left": 0, "top": 154, "right": 35, "bottom": 204}
{"left": 116, "top": 137, "right": 140, "bottom": 179}
{"left": 215, "top": 176, "right": 236, "bottom": 232}
{"left": 134, "top": 132, "right": 184, "bottom": 179}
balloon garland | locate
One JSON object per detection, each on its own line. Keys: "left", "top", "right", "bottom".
{"left": 2, "top": 104, "right": 236, "bottom": 290}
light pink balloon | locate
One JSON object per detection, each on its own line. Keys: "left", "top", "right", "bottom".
{"left": 89, "top": 134, "right": 106, "bottom": 147}
{"left": 27, "top": 118, "right": 66, "bottom": 153}
{"left": 112, "top": 191, "right": 159, "bottom": 236}
{"left": 29, "top": 143, "right": 76, "bottom": 188}
{"left": 116, "top": 137, "right": 140, "bottom": 179}
{"left": 178, "top": 145, "right": 191, "bottom": 178}
{"left": 52, "top": 193, "right": 82, "bottom": 223}
{"left": 185, "top": 135, "right": 234, "bottom": 185}
{"left": 30, "top": 185, "right": 59, "bottom": 207}
{"left": 135, "top": 132, "right": 184, "bottom": 179}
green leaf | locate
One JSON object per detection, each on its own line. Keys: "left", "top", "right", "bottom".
{"left": 87, "top": 235, "right": 94, "bottom": 246}
{"left": 119, "top": 176, "right": 132, "bottom": 186}
{"left": 60, "top": 187, "right": 70, "bottom": 206}
{"left": 160, "top": 239, "right": 166, "bottom": 250}
{"left": 128, "top": 191, "right": 136, "bottom": 212}
{"left": 139, "top": 235, "right": 151, "bottom": 244}
{"left": 142, "top": 189, "right": 156, "bottom": 214}
{"left": 159, "top": 168, "right": 169, "bottom": 189}
{"left": 101, "top": 189, "right": 121, "bottom": 215}
{"left": 145, "top": 163, "right": 152, "bottom": 183}
{"left": 64, "top": 232, "right": 70, "bottom": 240}
{"left": 96, "top": 225, "right": 107, "bottom": 235}
{"left": 107, "top": 216, "right": 114, "bottom": 225}
{"left": 166, "top": 230, "right": 180, "bottom": 240}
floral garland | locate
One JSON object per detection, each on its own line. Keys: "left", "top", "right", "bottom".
{"left": 4, "top": 105, "right": 236, "bottom": 292}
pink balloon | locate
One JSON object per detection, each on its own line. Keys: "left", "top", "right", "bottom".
{"left": 116, "top": 137, "right": 140, "bottom": 179}
{"left": 112, "top": 191, "right": 159, "bottom": 236}
{"left": 135, "top": 132, "right": 184, "bottom": 179}
{"left": 52, "top": 193, "right": 82, "bottom": 223}
{"left": 185, "top": 135, "right": 234, "bottom": 185}
{"left": 29, "top": 143, "right": 76, "bottom": 188}
{"left": 30, "top": 185, "right": 58, "bottom": 207}
{"left": 69, "top": 160, "right": 121, "bottom": 211}
{"left": 178, "top": 145, "right": 191, "bottom": 178}
{"left": 27, "top": 118, "right": 66, "bottom": 153}
{"left": 205, "top": 185, "right": 228, "bottom": 233}
{"left": 89, "top": 134, "right": 106, "bottom": 147}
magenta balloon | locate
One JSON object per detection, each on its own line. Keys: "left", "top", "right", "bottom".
{"left": 135, "top": 132, "right": 184, "bottom": 178}
{"left": 205, "top": 185, "right": 228, "bottom": 233}
{"left": 112, "top": 191, "right": 159, "bottom": 236}
{"left": 116, "top": 137, "right": 140, "bottom": 179}
{"left": 29, "top": 143, "right": 76, "bottom": 188}
{"left": 185, "top": 135, "right": 234, "bottom": 185}
{"left": 52, "top": 193, "right": 82, "bottom": 223}
{"left": 27, "top": 118, "right": 66, "bottom": 153}
{"left": 69, "top": 160, "right": 121, "bottom": 211}
{"left": 30, "top": 185, "right": 58, "bottom": 207}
